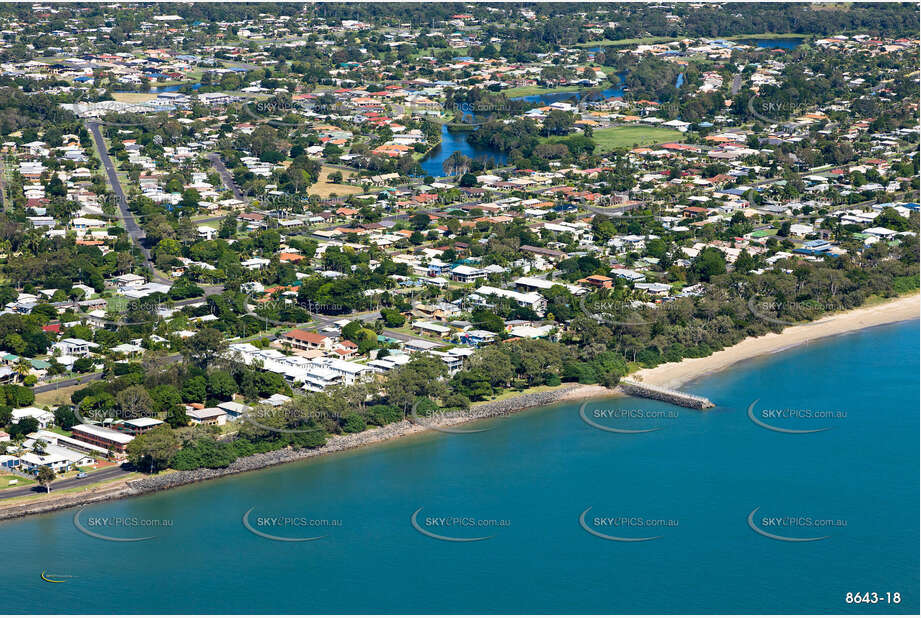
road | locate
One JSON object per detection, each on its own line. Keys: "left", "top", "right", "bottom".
{"left": 0, "top": 464, "right": 132, "bottom": 499}
{"left": 207, "top": 152, "right": 245, "bottom": 201}
{"left": 86, "top": 120, "right": 170, "bottom": 285}
{"left": 34, "top": 354, "right": 184, "bottom": 393}
{"left": 32, "top": 373, "right": 104, "bottom": 393}
{"left": 731, "top": 74, "right": 742, "bottom": 95}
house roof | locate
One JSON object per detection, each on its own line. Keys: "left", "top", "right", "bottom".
{"left": 283, "top": 329, "right": 330, "bottom": 344}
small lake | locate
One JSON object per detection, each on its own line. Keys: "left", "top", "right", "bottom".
{"left": 745, "top": 37, "right": 804, "bottom": 50}
{"left": 115, "top": 83, "right": 202, "bottom": 95}
{"left": 420, "top": 74, "right": 628, "bottom": 176}
{"left": 419, "top": 124, "right": 508, "bottom": 178}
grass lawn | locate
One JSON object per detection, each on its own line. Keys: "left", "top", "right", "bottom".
{"left": 0, "top": 474, "right": 34, "bottom": 489}
{"left": 576, "top": 36, "right": 676, "bottom": 48}
{"left": 502, "top": 84, "right": 582, "bottom": 98}
{"left": 590, "top": 126, "right": 683, "bottom": 151}
{"left": 4, "top": 472, "right": 144, "bottom": 502}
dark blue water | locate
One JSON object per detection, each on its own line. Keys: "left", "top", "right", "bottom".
{"left": 747, "top": 37, "right": 804, "bottom": 50}
{"left": 419, "top": 125, "right": 508, "bottom": 177}
{"left": 115, "top": 83, "right": 202, "bottom": 95}
{"left": 4, "top": 321, "right": 917, "bottom": 613}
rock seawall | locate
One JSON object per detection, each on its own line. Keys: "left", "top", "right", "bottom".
{"left": 1, "top": 384, "right": 597, "bottom": 520}
{"left": 129, "top": 384, "right": 586, "bottom": 492}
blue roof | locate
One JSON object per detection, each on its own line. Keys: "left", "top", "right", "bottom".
{"left": 794, "top": 248, "right": 834, "bottom": 256}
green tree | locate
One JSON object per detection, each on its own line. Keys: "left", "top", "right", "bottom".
{"left": 116, "top": 385, "right": 155, "bottom": 419}
{"left": 207, "top": 370, "right": 238, "bottom": 400}
{"left": 690, "top": 247, "right": 726, "bottom": 282}
{"left": 126, "top": 425, "right": 181, "bottom": 473}
{"left": 185, "top": 328, "right": 228, "bottom": 368}
{"left": 182, "top": 375, "right": 207, "bottom": 403}
{"left": 36, "top": 465, "right": 56, "bottom": 493}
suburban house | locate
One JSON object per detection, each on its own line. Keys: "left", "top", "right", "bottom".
{"left": 278, "top": 329, "right": 336, "bottom": 353}
{"left": 12, "top": 407, "right": 55, "bottom": 429}
{"left": 187, "top": 408, "right": 227, "bottom": 426}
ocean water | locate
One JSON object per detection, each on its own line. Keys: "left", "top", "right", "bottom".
{"left": 4, "top": 321, "right": 918, "bottom": 614}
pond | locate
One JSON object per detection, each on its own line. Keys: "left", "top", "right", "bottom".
{"left": 419, "top": 124, "right": 508, "bottom": 178}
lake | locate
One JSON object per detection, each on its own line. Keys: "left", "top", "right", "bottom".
{"left": 114, "top": 83, "right": 202, "bottom": 95}
{"left": 745, "top": 37, "right": 805, "bottom": 50}
{"left": 421, "top": 74, "right": 628, "bottom": 176}
{"left": 419, "top": 124, "right": 508, "bottom": 178}
{"left": 4, "top": 320, "right": 917, "bottom": 613}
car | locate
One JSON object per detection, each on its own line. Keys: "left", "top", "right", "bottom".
{"left": 76, "top": 472, "right": 87, "bottom": 479}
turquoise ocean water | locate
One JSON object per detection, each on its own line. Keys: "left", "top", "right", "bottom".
{"left": 4, "top": 321, "right": 918, "bottom": 614}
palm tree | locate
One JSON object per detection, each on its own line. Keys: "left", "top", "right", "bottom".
{"left": 14, "top": 358, "right": 31, "bottom": 384}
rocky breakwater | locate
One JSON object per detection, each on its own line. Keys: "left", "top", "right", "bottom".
{"left": 618, "top": 378, "right": 715, "bottom": 409}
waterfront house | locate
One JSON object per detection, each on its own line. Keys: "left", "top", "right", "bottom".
{"left": 187, "top": 408, "right": 227, "bottom": 426}
{"left": 70, "top": 424, "right": 134, "bottom": 458}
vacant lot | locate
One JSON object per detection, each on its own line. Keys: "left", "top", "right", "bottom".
{"left": 34, "top": 382, "right": 86, "bottom": 407}
{"left": 309, "top": 165, "right": 362, "bottom": 199}
{"left": 111, "top": 92, "right": 158, "bottom": 103}
{"left": 591, "top": 126, "right": 683, "bottom": 151}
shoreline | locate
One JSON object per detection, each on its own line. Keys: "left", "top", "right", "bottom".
{"left": 0, "top": 383, "right": 615, "bottom": 522}
{"left": 632, "top": 293, "right": 919, "bottom": 390}
{"left": 1, "top": 294, "right": 916, "bottom": 522}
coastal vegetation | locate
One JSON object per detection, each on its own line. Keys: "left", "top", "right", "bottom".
{"left": 117, "top": 231, "right": 918, "bottom": 473}
{"left": 0, "top": 2, "right": 917, "bottom": 488}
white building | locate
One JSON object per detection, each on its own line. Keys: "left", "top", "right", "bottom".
{"left": 12, "top": 407, "right": 55, "bottom": 429}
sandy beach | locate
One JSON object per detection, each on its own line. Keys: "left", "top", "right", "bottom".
{"left": 2, "top": 295, "right": 916, "bottom": 520}
{"left": 633, "top": 293, "right": 920, "bottom": 389}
